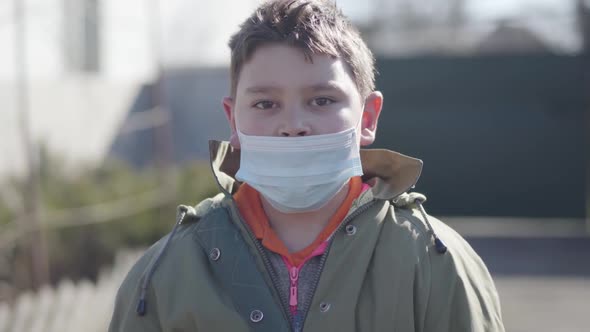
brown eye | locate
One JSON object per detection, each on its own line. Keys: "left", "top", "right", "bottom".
{"left": 311, "top": 97, "right": 335, "bottom": 107}
{"left": 253, "top": 100, "right": 276, "bottom": 109}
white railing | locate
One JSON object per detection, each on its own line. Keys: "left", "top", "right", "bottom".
{"left": 0, "top": 250, "right": 140, "bottom": 332}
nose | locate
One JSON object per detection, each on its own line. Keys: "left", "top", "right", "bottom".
{"left": 278, "top": 109, "right": 311, "bottom": 137}
{"left": 280, "top": 127, "right": 310, "bottom": 137}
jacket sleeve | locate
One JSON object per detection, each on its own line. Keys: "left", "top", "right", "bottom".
{"left": 421, "top": 215, "right": 505, "bottom": 332}
{"left": 109, "top": 247, "right": 162, "bottom": 332}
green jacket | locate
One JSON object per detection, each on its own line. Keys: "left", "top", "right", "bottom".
{"left": 109, "top": 141, "right": 505, "bottom": 332}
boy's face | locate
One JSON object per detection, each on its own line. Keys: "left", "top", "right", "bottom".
{"left": 223, "top": 44, "right": 382, "bottom": 148}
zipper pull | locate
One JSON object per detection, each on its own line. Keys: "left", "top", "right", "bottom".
{"left": 289, "top": 266, "right": 299, "bottom": 307}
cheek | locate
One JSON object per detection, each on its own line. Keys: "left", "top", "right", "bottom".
{"left": 316, "top": 107, "right": 361, "bottom": 134}
{"left": 235, "top": 110, "right": 275, "bottom": 136}
{"left": 313, "top": 117, "right": 347, "bottom": 134}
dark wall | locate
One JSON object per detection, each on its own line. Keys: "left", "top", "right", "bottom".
{"left": 373, "top": 55, "right": 587, "bottom": 218}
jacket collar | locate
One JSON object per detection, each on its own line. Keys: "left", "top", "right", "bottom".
{"left": 208, "top": 140, "right": 423, "bottom": 201}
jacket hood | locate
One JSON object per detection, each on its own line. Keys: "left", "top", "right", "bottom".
{"left": 207, "top": 140, "right": 423, "bottom": 201}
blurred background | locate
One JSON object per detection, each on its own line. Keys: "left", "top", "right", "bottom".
{"left": 0, "top": 0, "right": 589, "bottom": 331}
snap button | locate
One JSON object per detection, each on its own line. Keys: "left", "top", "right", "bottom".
{"left": 209, "top": 248, "right": 221, "bottom": 261}
{"left": 319, "top": 302, "right": 331, "bottom": 313}
{"left": 345, "top": 224, "right": 357, "bottom": 236}
{"left": 250, "top": 309, "right": 264, "bottom": 323}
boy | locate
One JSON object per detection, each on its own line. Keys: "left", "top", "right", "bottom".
{"left": 109, "top": 0, "right": 505, "bottom": 331}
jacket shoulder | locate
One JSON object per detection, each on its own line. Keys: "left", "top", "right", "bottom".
{"left": 109, "top": 193, "right": 232, "bottom": 331}
{"left": 109, "top": 238, "right": 165, "bottom": 331}
{"left": 390, "top": 193, "right": 505, "bottom": 331}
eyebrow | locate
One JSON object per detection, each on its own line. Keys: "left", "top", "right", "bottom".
{"left": 245, "top": 86, "right": 281, "bottom": 94}
{"left": 306, "top": 82, "right": 346, "bottom": 93}
{"left": 244, "top": 82, "right": 346, "bottom": 95}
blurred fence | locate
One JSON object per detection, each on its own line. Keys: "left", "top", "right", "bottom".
{"left": 0, "top": 249, "right": 139, "bottom": 332}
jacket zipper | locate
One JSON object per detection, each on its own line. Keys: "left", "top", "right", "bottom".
{"left": 282, "top": 242, "right": 328, "bottom": 319}
{"left": 298, "top": 200, "right": 377, "bottom": 330}
{"left": 226, "top": 195, "right": 377, "bottom": 331}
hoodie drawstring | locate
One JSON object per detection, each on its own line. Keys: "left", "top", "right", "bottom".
{"left": 136, "top": 206, "right": 192, "bottom": 316}
{"left": 414, "top": 199, "right": 448, "bottom": 254}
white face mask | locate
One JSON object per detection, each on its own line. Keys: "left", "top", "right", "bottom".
{"left": 235, "top": 125, "right": 364, "bottom": 213}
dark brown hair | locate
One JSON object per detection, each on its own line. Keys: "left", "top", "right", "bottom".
{"left": 228, "top": 0, "right": 376, "bottom": 98}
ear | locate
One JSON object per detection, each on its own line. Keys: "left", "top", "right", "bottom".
{"left": 222, "top": 96, "right": 241, "bottom": 149}
{"left": 359, "top": 91, "right": 383, "bottom": 146}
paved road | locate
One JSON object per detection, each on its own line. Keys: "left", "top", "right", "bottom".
{"left": 494, "top": 275, "right": 590, "bottom": 332}
{"left": 462, "top": 236, "right": 590, "bottom": 331}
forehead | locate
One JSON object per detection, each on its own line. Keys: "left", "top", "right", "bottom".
{"left": 236, "top": 44, "right": 359, "bottom": 97}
